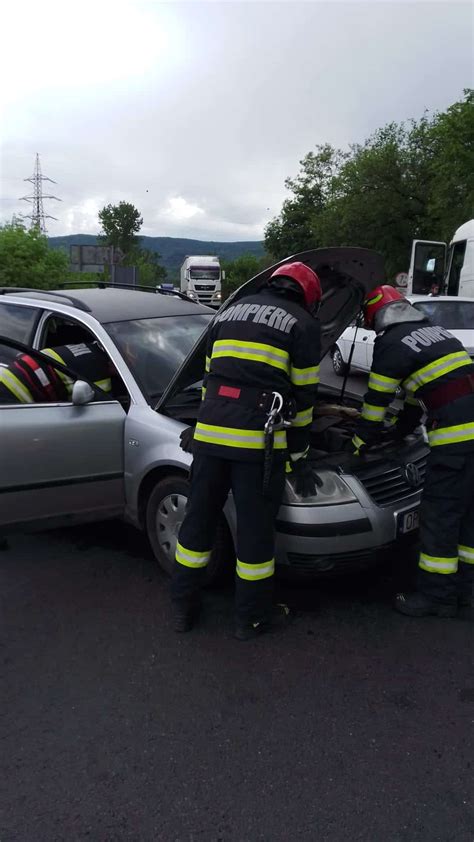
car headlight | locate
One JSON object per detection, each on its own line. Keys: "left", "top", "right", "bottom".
{"left": 187, "top": 290, "right": 198, "bottom": 300}
{"left": 213, "top": 292, "right": 222, "bottom": 301}
{"left": 284, "top": 469, "right": 357, "bottom": 506}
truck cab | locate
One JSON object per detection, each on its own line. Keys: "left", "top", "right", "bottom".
{"left": 407, "top": 219, "right": 474, "bottom": 297}
{"left": 180, "top": 255, "right": 223, "bottom": 308}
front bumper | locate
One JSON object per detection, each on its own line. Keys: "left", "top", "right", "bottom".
{"left": 274, "top": 441, "right": 428, "bottom": 576}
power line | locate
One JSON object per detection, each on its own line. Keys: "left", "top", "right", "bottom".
{"left": 20, "top": 153, "right": 61, "bottom": 234}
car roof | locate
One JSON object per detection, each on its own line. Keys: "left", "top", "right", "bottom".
{"left": 1, "top": 287, "right": 213, "bottom": 323}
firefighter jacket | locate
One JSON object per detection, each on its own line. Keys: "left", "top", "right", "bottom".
{"left": 353, "top": 318, "right": 474, "bottom": 453}
{"left": 194, "top": 288, "right": 321, "bottom": 462}
{"left": 0, "top": 343, "right": 112, "bottom": 404}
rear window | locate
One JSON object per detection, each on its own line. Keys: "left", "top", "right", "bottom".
{"left": 106, "top": 314, "right": 211, "bottom": 401}
{"left": 412, "top": 300, "right": 474, "bottom": 330}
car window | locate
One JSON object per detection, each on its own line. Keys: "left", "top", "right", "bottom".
{"left": 0, "top": 339, "right": 116, "bottom": 407}
{"left": 40, "top": 315, "right": 96, "bottom": 348}
{"left": 412, "top": 300, "right": 474, "bottom": 330}
{"left": 0, "top": 303, "right": 40, "bottom": 365}
{"left": 39, "top": 316, "right": 130, "bottom": 409}
{"left": 105, "top": 314, "right": 212, "bottom": 401}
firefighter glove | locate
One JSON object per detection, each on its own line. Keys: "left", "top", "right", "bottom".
{"left": 291, "top": 459, "right": 323, "bottom": 497}
{"left": 179, "top": 426, "right": 196, "bottom": 454}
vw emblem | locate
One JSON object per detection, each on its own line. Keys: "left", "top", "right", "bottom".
{"left": 403, "top": 463, "right": 422, "bottom": 488}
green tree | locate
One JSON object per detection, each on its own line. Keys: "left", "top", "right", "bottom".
{"left": 98, "top": 201, "right": 143, "bottom": 257}
{"left": 221, "top": 253, "right": 267, "bottom": 298}
{"left": 265, "top": 144, "right": 347, "bottom": 259}
{"left": 131, "top": 248, "right": 167, "bottom": 287}
{"left": 425, "top": 89, "right": 474, "bottom": 240}
{"left": 0, "top": 222, "right": 69, "bottom": 289}
{"left": 265, "top": 91, "right": 474, "bottom": 279}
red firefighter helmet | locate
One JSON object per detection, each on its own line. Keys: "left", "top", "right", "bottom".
{"left": 269, "top": 262, "right": 322, "bottom": 309}
{"left": 363, "top": 284, "right": 405, "bottom": 328}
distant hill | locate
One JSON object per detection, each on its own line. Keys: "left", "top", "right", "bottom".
{"left": 49, "top": 234, "right": 265, "bottom": 279}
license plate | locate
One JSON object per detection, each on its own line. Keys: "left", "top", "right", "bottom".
{"left": 398, "top": 508, "right": 420, "bottom": 535}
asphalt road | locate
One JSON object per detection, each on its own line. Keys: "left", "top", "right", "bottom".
{"left": 1, "top": 520, "right": 473, "bottom": 842}
{"left": 320, "top": 355, "right": 368, "bottom": 399}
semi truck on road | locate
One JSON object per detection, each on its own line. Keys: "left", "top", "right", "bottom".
{"left": 180, "top": 255, "right": 223, "bottom": 308}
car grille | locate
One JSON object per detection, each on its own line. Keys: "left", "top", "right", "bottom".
{"left": 194, "top": 284, "right": 216, "bottom": 291}
{"left": 356, "top": 453, "right": 427, "bottom": 507}
{"left": 285, "top": 546, "right": 393, "bottom": 576}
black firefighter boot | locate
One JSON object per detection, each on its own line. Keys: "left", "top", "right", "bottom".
{"left": 173, "top": 600, "right": 201, "bottom": 633}
{"left": 234, "top": 604, "right": 291, "bottom": 641}
{"left": 393, "top": 592, "right": 457, "bottom": 618}
{"left": 394, "top": 567, "right": 458, "bottom": 618}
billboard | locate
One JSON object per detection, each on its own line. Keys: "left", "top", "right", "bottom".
{"left": 70, "top": 245, "right": 112, "bottom": 273}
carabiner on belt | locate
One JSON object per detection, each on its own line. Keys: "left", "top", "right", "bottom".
{"left": 264, "top": 391, "right": 284, "bottom": 433}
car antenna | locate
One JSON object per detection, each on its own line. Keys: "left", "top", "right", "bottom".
{"left": 340, "top": 309, "right": 363, "bottom": 405}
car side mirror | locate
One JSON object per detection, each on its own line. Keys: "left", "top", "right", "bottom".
{"left": 71, "top": 380, "right": 95, "bottom": 406}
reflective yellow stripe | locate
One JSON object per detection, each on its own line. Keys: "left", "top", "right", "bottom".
{"left": 195, "top": 422, "right": 287, "bottom": 450}
{"left": 361, "top": 402, "right": 386, "bottom": 422}
{"left": 365, "top": 292, "right": 383, "bottom": 306}
{"left": 405, "top": 394, "right": 419, "bottom": 406}
{"left": 419, "top": 552, "right": 458, "bottom": 574}
{"left": 0, "top": 368, "right": 34, "bottom": 403}
{"left": 205, "top": 356, "right": 211, "bottom": 373}
{"left": 42, "top": 348, "right": 73, "bottom": 392}
{"left": 290, "top": 364, "right": 320, "bottom": 386}
{"left": 42, "top": 348, "right": 65, "bottom": 364}
{"left": 236, "top": 558, "right": 275, "bottom": 581}
{"left": 211, "top": 339, "right": 289, "bottom": 373}
{"left": 201, "top": 386, "right": 207, "bottom": 400}
{"left": 352, "top": 434, "right": 366, "bottom": 452}
{"left": 403, "top": 351, "right": 472, "bottom": 393}
{"left": 459, "top": 545, "right": 474, "bottom": 565}
{"left": 95, "top": 378, "right": 111, "bottom": 392}
{"left": 368, "top": 371, "right": 401, "bottom": 394}
{"left": 428, "top": 423, "right": 474, "bottom": 447}
{"left": 175, "top": 541, "right": 211, "bottom": 569}
{"left": 291, "top": 407, "right": 313, "bottom": 428}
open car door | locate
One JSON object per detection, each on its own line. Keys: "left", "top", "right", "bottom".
{"left": 407, "top": 240, "right": 447, "bottom": 295}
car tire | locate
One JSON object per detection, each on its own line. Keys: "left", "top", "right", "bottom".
{"left": 332, "top": 346, "right": 350, "bottom": 377}
{"left": 145, "top": 473, "right": 233, "bottom": 584}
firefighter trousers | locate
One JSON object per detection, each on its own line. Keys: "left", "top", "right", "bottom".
{"left": 171, "top": 452, "right": 286, "bottom": 624}
{"left": 417, "top": 448, "right": 474, "bottom": 604}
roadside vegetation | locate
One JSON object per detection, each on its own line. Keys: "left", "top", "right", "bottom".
{"left": 1, "top": 91, "right": 471, "bottom": 291}
{"left": 264, "top": 89, "right": 473, "bottom": 279}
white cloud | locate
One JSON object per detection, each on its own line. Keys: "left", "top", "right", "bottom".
{"left": 1, "top": 1, "right": 471, "bottom": 241}
{"left": 162, "top": 197, "right": 205, "bottom": 221}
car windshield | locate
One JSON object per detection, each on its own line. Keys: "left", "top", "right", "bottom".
{"left": 106, "top": 314, "right": 212, "bottom": 401}
{"left": 189, "top": 268, "right": 220, "bottom": 280}
{"left": 412, "top": 300, "right": 474, "bottom": 330}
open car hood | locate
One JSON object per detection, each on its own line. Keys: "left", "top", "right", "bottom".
{"left": 157, "top": 247, "right": 385, "bottom": 412}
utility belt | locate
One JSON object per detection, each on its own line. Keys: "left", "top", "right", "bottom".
{"left": 205, "top": 379, "right": 296, "bottom": 423}
{"left": 205, "top": 379, "right": 296, "bottom": 495}
{"left": 420, "top": 373, "right": 474, "bottom": 413}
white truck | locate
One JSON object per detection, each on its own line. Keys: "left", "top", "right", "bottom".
{"left": 407, "top": 219, "right": 474, "bottom": 297}
{"left": 179, "top": 255, "right": 223, "bottom": 308}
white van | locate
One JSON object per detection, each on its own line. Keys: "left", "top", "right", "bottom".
{"left": 407, "top": 219, "right": 474, "bottom": 297}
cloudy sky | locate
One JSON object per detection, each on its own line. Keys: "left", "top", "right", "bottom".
{"left": 1, "top": 0, "right": 472, "bottom": 241}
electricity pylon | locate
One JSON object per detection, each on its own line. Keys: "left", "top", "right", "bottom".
{"left": 20, "top": 153, "right": 61, "bottom": 234}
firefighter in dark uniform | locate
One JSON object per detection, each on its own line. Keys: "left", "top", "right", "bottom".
{"left": 172, "top": 262, "right": 322, "bottom": 639}
{"left": 0, "top": 342, "right": 112, "bottom": 404}
{"left": 352, "top": 285, "right": 474, "bottom": 617}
